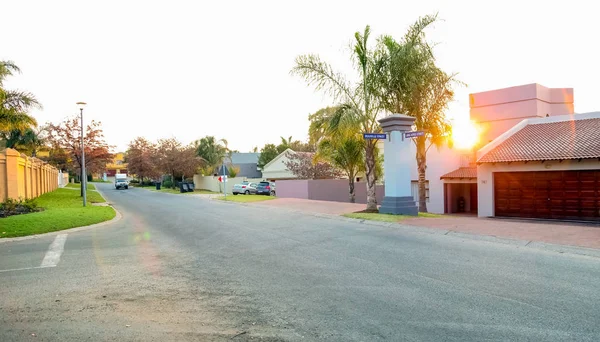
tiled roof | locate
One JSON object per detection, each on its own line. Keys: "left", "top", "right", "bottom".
{"left": 478, "top": 117, "right": 600, "bottom": 163}
{"left": 440, "top": 167, "right": 477, "bottom": 179}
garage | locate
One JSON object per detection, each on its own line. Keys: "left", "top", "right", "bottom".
{"left": 476, "top": 112, "right": 600, "bottom": 220}
{"left": 494, "top": 170, "right": 600, "bottom": 221}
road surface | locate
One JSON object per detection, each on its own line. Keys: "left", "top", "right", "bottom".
{"left": 1, "top": 183, "right": 599, "bottom": 341}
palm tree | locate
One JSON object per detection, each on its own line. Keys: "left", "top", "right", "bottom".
{"left": 194, "top": 136, "right": 228, "bottom": 175}
{"left": 374, "top": 14, "right": 462, "bottom": 212}
{"left": 0, "top": 61, "right": 41, "bottom": 132}
{"left": 292, "top": 26, "right": 382, "bottom": 211}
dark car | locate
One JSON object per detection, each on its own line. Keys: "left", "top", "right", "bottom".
{"left": 255, "top": 181, "right": 275, "bottom": 196}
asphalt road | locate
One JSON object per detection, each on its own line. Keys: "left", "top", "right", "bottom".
{"left": 1, "top": 183, "right": 600, "bottom": 341}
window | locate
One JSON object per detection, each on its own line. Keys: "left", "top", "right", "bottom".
{"left": 411, "top": 180, "right": 429, "bottom": 203}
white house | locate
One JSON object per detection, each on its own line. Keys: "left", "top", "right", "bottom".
{"left": 261, "top": 148, "right": 298, "bottom": 181}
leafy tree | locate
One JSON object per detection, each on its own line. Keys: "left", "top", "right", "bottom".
{"left": 177, "top": 146, "right": 202, "bottom": 182}
{"left": 194, "top": 136, "right": 228, "bottom": 173}
{"left": 257, "top": 143, "right": 279, "bottom": 169}
{"left": 126, "top": 137, "right": 158, "bottom": 183}
{"left": 284, "top": 151, "right": 341, "bottom": 180}
{"left": 0, "top": 61, "right": 41, "bottom": 132}
{"left": 375, "top": 14, "right": 461, "bottom": 212}
{"left": 155, "top": 138, "right": 182, "bottom": 188}
{"left": 292, "top": 26, "right": 381, "bottom": 211}
{"left": 277, "top": 135, "right": 315, "bottom": 153}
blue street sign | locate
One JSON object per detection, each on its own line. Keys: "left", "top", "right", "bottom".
{"left": 404, "top": 131, "right": 425, "bottom": 138}
{"left": 363, "top": 133, "right": 387, "bottom": 139}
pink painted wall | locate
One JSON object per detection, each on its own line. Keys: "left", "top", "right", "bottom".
{"left": 276, "top": 179, "right": 384, "bottom": 204}
{"left": 470, "top": 83, "right": 574, "bottom": 144}
{"left": 276, "top": 179, "right": 309, "bottom": 199}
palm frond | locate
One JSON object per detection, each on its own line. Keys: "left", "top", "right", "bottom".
{"left": 291, "top": 54, "right": 359, "bottom": 109}
{"left": 1, "top": 90, "right": 42, "bottom": 111}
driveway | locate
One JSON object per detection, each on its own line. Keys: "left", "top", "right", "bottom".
{"left": 1, "top": 184, "right": 599, "bottom": 341}
{"left": 403, "top": 215, "right": 600, "bottom": 249}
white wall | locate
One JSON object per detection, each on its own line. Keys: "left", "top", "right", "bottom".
{"left": 378, "top": 137, "right": 468, "bottom": 214}
{"left": 193, "top": 175, "right": 262, "bottom": 194}
{"left": 477, "top": 159, "right": 600, "bottom": 217}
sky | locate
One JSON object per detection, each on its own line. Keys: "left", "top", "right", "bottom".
{"left": 2, "top": 0, "right": 598, "bottom": 153}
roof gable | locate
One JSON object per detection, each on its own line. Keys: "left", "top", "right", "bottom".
{"left": 478, "top": 112, "right": 600, "bottom": 163}
{"left": 262, "top": 148, "right": 294, "bottom": 171}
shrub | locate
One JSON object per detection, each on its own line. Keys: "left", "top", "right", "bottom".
{"left": 0, "top": 198, "right": 42, "bottom": 218}
{"left": 162, "top": 180, "right": 173, "bottom": 188}
{"left": 129, "top": 179, "right": 140, "bottom": 184}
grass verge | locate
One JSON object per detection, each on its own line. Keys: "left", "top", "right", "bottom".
{"left": 65, "top": 182, "right": 97, "bottom": 190}
{"left": 343, "top": 212, "right": 442, "bottom": 222}
{"left": 216, "top": 194, "right": 276, "bottom": 203}
{"left": 0, "top": 188, "right": 115, "bottom": 238}
{"left": 148, "top": 188, "right": 219, "bottom": 195}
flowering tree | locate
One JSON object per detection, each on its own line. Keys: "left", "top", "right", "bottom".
{"left": 283, "top": 151, "right": 341, "bottom": 180}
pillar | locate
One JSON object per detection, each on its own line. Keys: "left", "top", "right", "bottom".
{"left": 4, "top": 149, "right": 20, "bottom": 200}
{"left": 377, "top": 114, "right": 419, "bottom": 215}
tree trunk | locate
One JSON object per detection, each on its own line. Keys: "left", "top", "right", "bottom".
{"left": 365, "top": 141, "right": 378, "bottom": 212}
{"left": 348, "top": 177, "right": 356, "bottom": 203}
{"left": 416, "top": 137, "right": 428, "bottom": 212}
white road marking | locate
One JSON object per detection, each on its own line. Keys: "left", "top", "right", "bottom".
{"left": 0, "top": 266, "right": 44, "bottom": 273}
{"left": 40, "top": 234, "right": 68, "bottom": 268}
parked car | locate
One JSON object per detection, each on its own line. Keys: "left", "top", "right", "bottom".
{"left": 255, "top": 181, "right": 275, "bottom": 196}
{"left": 232, "top": 181, "right": 258, "bottom": 195}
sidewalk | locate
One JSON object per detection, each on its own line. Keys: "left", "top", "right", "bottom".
{"left": 255, "top": 198, "right": 600, "bottom": 250}
{"left": 253, "top": 198, "right": 366, "bottom": 215}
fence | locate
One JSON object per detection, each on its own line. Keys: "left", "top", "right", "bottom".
{"left": 275, "top": 179, "right": 385, "bottom": 204}
{"left": 0, "top": 148, "right": 60, "bottom": 202}
{"left": 193, "top": 175, "right": 263, "bottom": 194}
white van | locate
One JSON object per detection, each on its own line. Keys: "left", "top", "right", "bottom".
{"left": 115, "top": 174, "right": 129, "bottom": 190}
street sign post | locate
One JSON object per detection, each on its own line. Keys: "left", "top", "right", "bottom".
{"left": 404, "top": 131, "right": 425, "bottom": 139}
{"left": 363, "top": 133, "right": 387, "bottom": 139}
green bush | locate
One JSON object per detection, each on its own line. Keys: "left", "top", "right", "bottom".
{"left": 129, "top": 179, "right": 140, "bottom": 184}
{"left": 0, "top": 198, "right": 41, "bottom": 218}
{"left": 162, "top": 180, "right": 173, "bottom": 188}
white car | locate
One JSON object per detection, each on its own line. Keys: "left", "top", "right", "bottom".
{"left": 232, "top": 181, "right": 257, "bottom": 195}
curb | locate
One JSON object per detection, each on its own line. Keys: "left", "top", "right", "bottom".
{"left": 0, "top": 187, "right": 122, "bottom": 243}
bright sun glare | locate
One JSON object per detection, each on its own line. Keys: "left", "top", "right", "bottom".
{"left": 452, "top": 120, "right": 480, "bottom": 150}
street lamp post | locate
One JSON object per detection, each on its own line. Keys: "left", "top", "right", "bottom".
{"left": 76, "top": 102, "right": 87, "bottom": 207}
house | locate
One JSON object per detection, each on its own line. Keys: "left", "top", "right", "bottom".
{"left": 216, "top": 152, "right": 262, "bottom": 178}
{"left": 433, "top": 83, "right": 576, "bottom": 216}
{"left": 104, "top": 152, "right": 127, "bottom": 176}
{"left": 261, "top": 148, "right": 298, "bottom": 181}
{"left": 476, "top": 111, "right": 600, "bottom": 221}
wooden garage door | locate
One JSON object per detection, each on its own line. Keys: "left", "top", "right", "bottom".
{"left": 494, "top": 171, "right": 600, "bottom": 221}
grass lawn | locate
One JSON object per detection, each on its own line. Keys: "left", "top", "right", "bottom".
{"left": 216, "top": 194, "right": 276, "bottom": 203}
{"left": 343, "top": 212, "right": 442, "bottom": 222}
{"left": 0, "top": 188, "right": 115, "bottom": 238}
{"left": 65, "top": 182, "right": 96, "bottom": 190}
